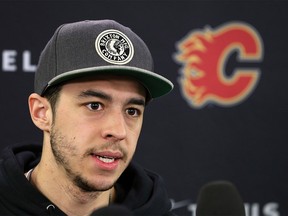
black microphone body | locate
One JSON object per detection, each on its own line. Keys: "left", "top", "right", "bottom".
{"left": 196, "top": 180, "right": 246, "bottom": 216}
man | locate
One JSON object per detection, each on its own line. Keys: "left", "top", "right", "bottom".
{"left": 0, "top": 20, "right": 174, "bottom": 215}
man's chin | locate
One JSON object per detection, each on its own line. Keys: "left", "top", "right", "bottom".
{"left": 74, "top": 175, "right": 114, "bottom": 192}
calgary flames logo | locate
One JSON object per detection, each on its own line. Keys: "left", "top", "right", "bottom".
{"left": 174, "top": 22, "right": 263, "bottom": 108}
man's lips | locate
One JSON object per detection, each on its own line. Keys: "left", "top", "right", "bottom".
{"left": 89, "top": 151, "right": 123, "bottom": 171}
{"left": 91, "top": 151, "right": 123, "bottom": 164}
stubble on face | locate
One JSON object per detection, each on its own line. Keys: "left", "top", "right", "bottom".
{"left": 50, "top": 124, "right": 123, "bottom": 193}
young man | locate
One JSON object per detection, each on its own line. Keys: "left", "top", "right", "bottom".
{"left": 0, "top": 20, "right": 174, "bottom": 215}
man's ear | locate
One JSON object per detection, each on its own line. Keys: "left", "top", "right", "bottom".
{"left": 28, "top": 93, "right": 52, "bottom": 131}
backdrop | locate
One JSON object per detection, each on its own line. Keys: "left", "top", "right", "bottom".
{"left": 0, "top": 1, "right": 287, "bottom": 215}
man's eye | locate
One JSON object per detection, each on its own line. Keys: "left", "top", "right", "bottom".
{"left": 86, "top": 102, "right": 102, "bottom": 111}
{"left": 126, "top": 108, "right": 140, "bottom": 117}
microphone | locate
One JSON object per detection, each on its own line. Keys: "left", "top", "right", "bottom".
{"left": 90, "top": 204, "right": 133, "bottom": 216}
{"left": 196, "top": 180, "right": 246, "bottom": 216}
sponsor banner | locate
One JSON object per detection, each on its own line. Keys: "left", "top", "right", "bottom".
{"left": 171, "top": 199, "right": 280, "bottom": 216}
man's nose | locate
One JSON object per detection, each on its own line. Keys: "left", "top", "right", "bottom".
{"left": 101, "top": 111, "right": 127, "bottom": 141}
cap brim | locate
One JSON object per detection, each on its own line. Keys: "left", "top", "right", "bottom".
{"left": 45, "top": 65, "right": 174, "bottom": 99}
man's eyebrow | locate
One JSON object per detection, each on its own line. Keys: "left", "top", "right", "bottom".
{"left": 78, "top": 90, "right": 112, "bottom": 101}
{"left": 128, "top": 98, "right": 146, "bottom": 107}
{"left": 78, "top": 90, "right": 146, "bottom": 106}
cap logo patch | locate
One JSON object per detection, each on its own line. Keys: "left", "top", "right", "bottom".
{"left": 95, "top": 29, "right": 134, "bottom": 65}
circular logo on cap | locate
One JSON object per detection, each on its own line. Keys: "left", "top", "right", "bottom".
{"left": 95, "top": 29, "right": 134, "bottom": 65}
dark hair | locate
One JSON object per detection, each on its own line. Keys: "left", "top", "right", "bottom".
{"left": 42, "top": 85, "right": 62, "bottom": 116}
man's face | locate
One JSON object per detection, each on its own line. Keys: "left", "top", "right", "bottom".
{"left": 49, "top": 75, "right": 146, "bottom": 192}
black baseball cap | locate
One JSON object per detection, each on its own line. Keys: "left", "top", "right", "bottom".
{"left": 35, "top": 20, "right": 173, "bottom": 100}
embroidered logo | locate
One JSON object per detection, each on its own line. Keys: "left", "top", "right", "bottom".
{"left": 95, "top": 29, "right": 134, "bottom": 65}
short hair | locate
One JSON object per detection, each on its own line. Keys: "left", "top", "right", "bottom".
{"left": 42, "top": 85, "right": 62, "bottom": 116}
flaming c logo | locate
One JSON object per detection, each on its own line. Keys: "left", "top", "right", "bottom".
{"left": 174, "top": 22, "right": 263, "bottom": 108}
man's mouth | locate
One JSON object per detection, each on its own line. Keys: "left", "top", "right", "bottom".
{"left": 90, "top": 152, "right": 122, "bottom": 171}
{"left": 96, "top": 155, "right": 116, "bottom": 163}
{"left": 90, "top": 151, "right": 123, "bottom": 164}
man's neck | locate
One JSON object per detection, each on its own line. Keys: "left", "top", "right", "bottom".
{"left": 29, "top": 163, "right": 113, "bottom": 216}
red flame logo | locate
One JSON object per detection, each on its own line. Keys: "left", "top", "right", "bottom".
{"left": 174, "top": 22, "right": 263, "bottom": 108}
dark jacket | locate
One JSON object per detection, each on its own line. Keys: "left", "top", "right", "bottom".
{"left": 0, "top": 143, "right": 174, "bottom": 215}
